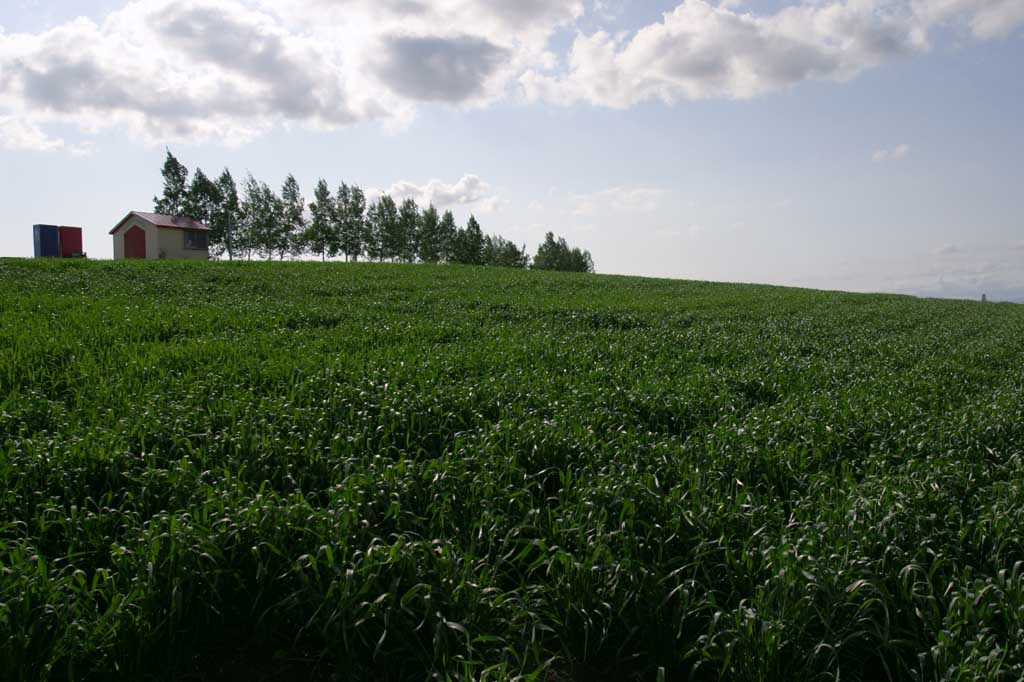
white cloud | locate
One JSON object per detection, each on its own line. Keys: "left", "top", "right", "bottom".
{"left": 0, "top": 115, "right": 92, "bottom": 155}
{"left": 872, "top": 143, "right": 911, "bottom": 162}
{"left": 0, "top": 0, "right": 582, "bottom": 144}
{"left": 0, "top": 0, "right": 1020, "bottom": 146}
{"left": 572, "top": 186, "right": 667, "bottom": 216}
{"left": 522, "top": 0, "right": 929, "bottom": 106}
{"left": 521, "top": 0, "right": 1024, "bottom": 107}
{"left": 379, "top": 174, "right": 498, "bottom": 209}
{"left": 912, "top": 0, "right": 1024, "bottom": 39}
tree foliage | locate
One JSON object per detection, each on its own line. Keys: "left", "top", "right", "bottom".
{"left": 211, "top": 170, "right": 239, "bottom": 260}
{"left": 153, "top": 150, "right": 190, "bottom": 216}
{"left": 306, "top": 180, "right": 334, "bottom": 261}
{"left": 417, "top": 205, "right": 442, "bottom": 264}
{"left": 483, "top": 235, "right": 530, "bottom": 269}
{"left": 339, "top": 185, "right": 366, "bottom": 262}
{"left": 397, "top": 198, "right": 420, "bottom": 263}
{"left": 532, "top": 232, "right": 594, "bottom": 273}
{"left": 281, "top": 174, "right": 306, "bottom": 259}
{"left": 439, "top": 210, "right": 458, "bottom": 264}
{"left": 451, "top": 214, "right": 484, "bottom": 265}
{"left": 377, "top": 195, "right": 401, "bottom": 262}
{"left": 182, "top": 169, "right": 220, "bottom": 227}
{"left": 161, "top": 151, "right": 593, "bottom": 271}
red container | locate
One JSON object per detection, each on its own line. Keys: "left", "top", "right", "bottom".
{"left": 58, "top": 226, "right": 83, "bottom": 257}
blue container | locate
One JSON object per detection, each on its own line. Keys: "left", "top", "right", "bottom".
{"left": 33, "top": 224, "right": 60, "bottom": 258}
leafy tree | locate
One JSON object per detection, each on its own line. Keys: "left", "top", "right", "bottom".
{"left": 568, "top": 246, "right": 595, "bottom": 273}
{"left": 239, "top": 175, "right": 285, "bottom": 260}
{"left": 465, "top": 215, "right": 484, "bottom": 265}
{"left": 332, "top": 183, "right": 350, "bottom": 260}
{"left": 483, "top": 234, "right": 530, "bottom": 268}
{"left": 532, "top": 232, "right": 564, "bottom": 271}
{"left": 340, "top": 184, "right": 366, "bottom": 261}
{"left": 532, "top": 232, "right": 594, "bottom": 273}
{"left": 452, "top": 215, "right": 484, "bottom": 265}
{"left": 397, "top": 198, "right": 420, "bottom": 263}
{"left": 417, "top": 205, "right": 442, "bottom": 264}
{"left": 264, "top": 184, "right": 289, "bottom": 260}
{"left": 364, "top": 199, "right": 386, "bottom": 262}
{"left": 210, "top": 169, "right": 239, "bottom": 260}
{"left": 281, "top": 174, "right": 306, "bottom": 259}
{"left": 438, "top": 210, "right": 457, "bottom": 263}
{"left": 153, "top": 149, "right": 189, "bottom": 215}
{"left": 306, "top": 180, "right": 334, "bottom": 261}
{"left": 236, "top": 174, "right": 260, "bottom": 260}
{"left": 182, "top": 168, "right": 220, "bottom": 223}
{"left": 377, "top": 195, "right": 401, "bottom": 261}
{"left": 153, "top": 151, "right": 567, "bottom": 269}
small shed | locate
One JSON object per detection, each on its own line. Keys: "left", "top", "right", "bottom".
{"left": 109, "top": 212, "right": 210, "bottom": 260}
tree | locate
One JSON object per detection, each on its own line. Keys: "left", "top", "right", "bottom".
{"left": 210, "top": 169, "right": 239, "bottom": 260}
{"left": 340, "top": 184, "right": 366, "bottom": 261}
{"left": 483, "top": 234, "right": 530, "bottom": 268}
{"left": 239, "top": 175, "right": 285, "bottom": 260}
{"left": 306, "top": 180, "right": 333, "bottom": 261}
{"left": 438, "top": 210, "right": 457, "bottom": 263}
{"left": 332, "top": 183, "right": 350, "bottom": 260}
{"left": 397, "top": 198, "right": 420, "bottom": 262}
{"left": 452, "top": 214, "right": 484, "bottom": 265}
{"left": 280, "top": 174, "right": 305, "bottom": 259}
{"left": 377, "top": 195, "right": 401, "bottom": 261}
{"left": 153, "top": 149, "right": 189, "bottom": 215}
{"left": 532, "top": 232, "right": 594, "bottom": 273}
{"left": 568, "top": 246, "right": 595, "bottom": 273}
{"left": 264, "top": 184, "right": 289, "bottom": 260}
{"left": 236, "top": 174, "right": 260, "bottom": 260}
{"left": 364, "top": 199, "right": 385, "bottom": 262}
{"left": 464, "top": 215, "right": 484, "bottom": 265}
{"left": 417, "top": 205, "right": 442, "bottom": 263}
{"left": 532, "top": 232, "right": 564, "bottom": 271}
{"left": 182, "top": 168, "right": 220, "bottom": 225}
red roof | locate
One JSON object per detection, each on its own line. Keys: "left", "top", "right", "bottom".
{"left": 109, "top": 211, "right": 211, "bottom": 234}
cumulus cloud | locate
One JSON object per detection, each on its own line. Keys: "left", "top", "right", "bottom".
{"left": 522, "top": 0, "right": 928, "bottom": 106}
{"left": 0, "top": 0, "right": 581, "bottom": 146}
{"left": 0, "top": 2, "right": 389, "bottom": 145}
{"left": 373, "top": 35, "right": 511, "bottom": 103}
{"left": 0, "top": 0, "right": 1020, "bottom": 148}
{"left": 522, "top": 0, "right": 1024, "bottom": 107}
{"left": 912, "top": 0, "right": 1024, "bottom": 39}
{"left": 380, "top": 174, "right": 497, "bottom": 209}
{"left": 872, "top": 143, "right": 910, "bottom": 162}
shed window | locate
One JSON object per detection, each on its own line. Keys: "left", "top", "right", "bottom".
{"left": 184, "top": 231, "right": 209, "bottom": 250}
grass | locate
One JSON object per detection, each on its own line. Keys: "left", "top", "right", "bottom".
{"left": 1, "top": 258, "right": 1023, "bottom": 681}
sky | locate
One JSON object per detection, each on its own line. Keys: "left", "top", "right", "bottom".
{"left": 1, "top": 0, "right": 1022, "bottom": 300}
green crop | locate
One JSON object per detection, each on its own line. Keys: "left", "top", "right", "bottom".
{"left": 1, "top": 258, "right": 1023, "bottom": 681}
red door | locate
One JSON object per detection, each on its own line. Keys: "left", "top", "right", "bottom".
{"left": 124, "top": 226, "right": 146, "bottom": 259}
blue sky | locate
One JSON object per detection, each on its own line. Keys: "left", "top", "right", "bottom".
{"left": 1, "top": 0, "right": 1022, "bottom": 300}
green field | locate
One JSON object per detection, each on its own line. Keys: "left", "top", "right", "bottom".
{"left": 2, "top": 259, "right": 1024, "bottom": 681}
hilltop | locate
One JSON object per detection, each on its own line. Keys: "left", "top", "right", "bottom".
{"left": 2, "top": 259, "right": 1023, "bottom": 681}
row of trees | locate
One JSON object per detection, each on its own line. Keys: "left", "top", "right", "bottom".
{"left": 154, "top": 151, "right": 592, "bottom": 272}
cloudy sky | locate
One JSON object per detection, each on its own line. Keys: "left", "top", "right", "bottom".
{"left": 1, "top": 0, "right": 1022, "bottom": 299}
